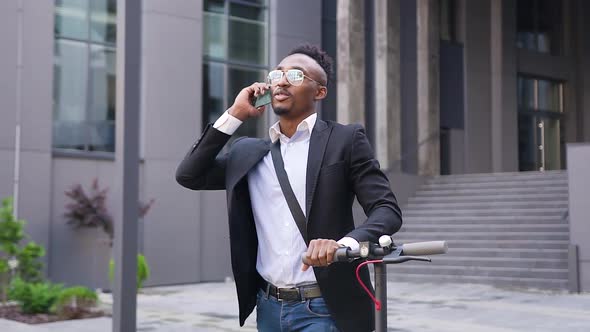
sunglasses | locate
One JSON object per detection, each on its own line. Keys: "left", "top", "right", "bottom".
{"left": 266, "top": 69, "right": 323, "bottom": 87}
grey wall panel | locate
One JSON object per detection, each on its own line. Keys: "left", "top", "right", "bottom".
{"left": 20, "top": 0, "right": 53, "bottom": 152}
{"left": 463, "top": 0, "right": 492, "bottom": 173}
{"left": 567, "top": 143, "right": 590, "bottom": 291}
{"left": 500, "top": 0, "right": 518, "bottom": 171}
{"left": 273, "top": 34, "right": 322, "bottom": 65}
{"left": 386, "top": 172, "right": 426, "bottom": 209}
{"left": 142, "top": 12, "right": 203, "bottom": 160}
{"left": 143, "top": 160, "right": 201, "bottom": 285}
{"left": 439, "top": 41, "right": 464, "bottom": 129}
{"left": 140, "top": 2, "right": 204, "bottom": 285}
{"left": 199, "top": 191, "right": 231, "bottom": 282}
{"left": 17, "top": 151, "right": 52, "bottom": 274}
{"left": 0, "top": 150, "right": 15, "bottom": 202}
{"left": 400, "top": 0, "right": 418, "bottom": 174}
{"left": 581, "top": 0, "right": 590, "bottom": 142}
{"left": 143, "top": 0, "right": 202, "bottom": 20}
{"left": 270, "top": 0, "right": 322, "bottom": 67}
{"left": 0, "top": 1, "right": 17, "bottom": 149}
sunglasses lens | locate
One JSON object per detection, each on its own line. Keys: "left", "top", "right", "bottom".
{"left": 286, "top": 70, "right": 304, "bottom": 86}
{"left": 267, "top": 70, "right": 283, "bottom": 85}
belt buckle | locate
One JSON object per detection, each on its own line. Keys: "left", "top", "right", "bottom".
{"left": 276, "top": 287, "right": 282, "bottom": 301}
{"left": 277, "top": 287, "right": 300, "bottom": 302}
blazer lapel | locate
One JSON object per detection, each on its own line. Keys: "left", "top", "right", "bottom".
{"left": 305, "top": 120, "right": 332, "bottom": 220}
{"left": 227, "top": 138, "right": 270, "bottom": 190}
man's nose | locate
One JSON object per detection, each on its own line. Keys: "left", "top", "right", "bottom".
{"left": 277, "top": 73, "right": 290, "bottom": 87}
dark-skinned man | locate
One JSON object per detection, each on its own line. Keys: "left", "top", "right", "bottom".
{"left": 176, "top": 44, "right": 402, "bottom": 332}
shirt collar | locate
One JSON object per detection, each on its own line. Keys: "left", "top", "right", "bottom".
{"left": 269, "top": 113, "right": 317, "bottom": 144}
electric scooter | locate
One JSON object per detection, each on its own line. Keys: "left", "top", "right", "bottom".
{"left": 303, "top": 237, "right": 448, "bottom": 332}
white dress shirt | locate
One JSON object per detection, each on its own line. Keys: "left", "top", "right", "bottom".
{"left": 213, "top": 111, "right": 359, "bottom": 287}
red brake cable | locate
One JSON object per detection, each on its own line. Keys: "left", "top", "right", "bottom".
{"left": 355, "top": 259, "right": 384, "bottom": 311}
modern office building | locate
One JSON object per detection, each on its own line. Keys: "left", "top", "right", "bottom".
{"left": 1, "top": 0, "right": 589, "bottom": 291}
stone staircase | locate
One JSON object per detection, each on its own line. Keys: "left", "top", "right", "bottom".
{"left": 389, "top": 170, "right": 570, "bottom": 290}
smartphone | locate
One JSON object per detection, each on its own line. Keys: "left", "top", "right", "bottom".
{"left": 254, "top": 89, "right": 272, "bottom": 108}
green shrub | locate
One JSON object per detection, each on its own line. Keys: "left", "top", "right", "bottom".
{"left": 51, "top": 286, "right": 98, "bottom": 319}
{"left": 16, "top": 242, "right": 45, "bottom": 283}
{"left": 8, "top": 278, "right": 64, "bottom": 314}
{"left": 1, "top": 197, "right": 45, "bottom": 303}
{"left": 109, "top": 254, "right": 150, "bottom": 289}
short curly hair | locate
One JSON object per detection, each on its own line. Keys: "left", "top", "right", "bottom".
{"left": 288, "top": 44, "right": 334, "bottom": 84}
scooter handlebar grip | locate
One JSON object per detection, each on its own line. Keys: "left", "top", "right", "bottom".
{"left": 401, "top": 241, "right": 448, "bottom": 256}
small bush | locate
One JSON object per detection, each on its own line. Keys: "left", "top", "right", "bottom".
{"left": 51, "top": 286, "right": 98, "bottom": 319}
{"left": 8, "top": 278, "right": 64, "bottom": 314}
{"left": 16, "top": 241, "right": 45, "bottom": 283}
{"left": 109, "top": 254, "right": 150, "bottom": 289}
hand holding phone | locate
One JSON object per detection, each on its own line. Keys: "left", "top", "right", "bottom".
{"left": 228, "top": 82, "right": 271, "bottom": 121}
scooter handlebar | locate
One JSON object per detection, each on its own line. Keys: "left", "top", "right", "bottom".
{"left": 301, "top": 241, "right": 448, "bottom": 265}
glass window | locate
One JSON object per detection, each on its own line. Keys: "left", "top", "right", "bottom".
{"left": 203, "top": 0, "right": 268, "bottom": 138}
{"left": 516, "top": 0, "right": 563, "bottom": 55}
{"left": 204, "top": 12, "right": 226, "bottom": 58}
{"left": 230, "top": 2, "right": 265, "bottom": 21}
{"left": 228, "top": 18, "right": 266, "bottom": 64}
{"left": 55, "top": 0, "right": 89, "bottom": 40}
{"left": 518, "top": 76, "right": 563, "bottom": 113}
{"left": 90, "top": 0, "right": 117, "bottom": 44}
{"left": 202, "top": 63, "right": 226, "bottom": 124}
{"left": 517, "top": 75, "right": 565, "bottom": 171}
{"left": 53, "top": 0, "right": 116, "bottom": 153}
{"left": 439, "top": 0, "right": 455, "bottom": 42}
{"left": 53, "top": 40, "right": 89, "bottom": 150}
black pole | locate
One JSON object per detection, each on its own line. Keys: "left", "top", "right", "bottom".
{"left": 374, "top": 262, "right": 387, "bottom": 332}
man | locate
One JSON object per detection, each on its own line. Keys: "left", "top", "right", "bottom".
{"left": 176, "top": 44, "right": 402, "bottom": 332}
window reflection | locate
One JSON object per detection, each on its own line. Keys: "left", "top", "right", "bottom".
{"left": 52, "top": 0, "right": 117, "bottom": 153}
{"left": 516, "top": 0, "right": 563, "bottom": 55}
{"left": 202, "top": 0, "right": 268, "bottom": 138}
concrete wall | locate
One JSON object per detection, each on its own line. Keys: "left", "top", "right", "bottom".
{"left": 576, "top": 0, "right": 590, "bottom": 142}
{"left": 567, "top": 143, "right": 590, "bottom": 292}
{"left": 462, "top": 0, "right": 493, "bottom": 173}
{"left": 0, "top": 0, "right": 54, "bottom": 277}
{"left": 140, "top": 0, "right": 205, "bottom": 286}
{"left": 0, "top": 0, "right": 18, "bottom": 204}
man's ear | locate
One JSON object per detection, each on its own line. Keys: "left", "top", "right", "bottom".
{"left": 314, "top": 86, "right": 328, "bottom": 101}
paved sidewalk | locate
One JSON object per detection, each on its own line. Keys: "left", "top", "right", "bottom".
{"left": 1, "top": 280, "right": 589, "bottom": 331}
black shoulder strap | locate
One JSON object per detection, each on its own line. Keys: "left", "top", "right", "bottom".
{"left": 270, "top": 141, "right": 308, "bottom": 245}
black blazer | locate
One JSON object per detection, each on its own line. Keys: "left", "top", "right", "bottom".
{"left": 176, "top": 118, "right": 402, "bottom": 332}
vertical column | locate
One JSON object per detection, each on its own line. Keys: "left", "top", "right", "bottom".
{"left": 337, "top": 0, "right": 365, "bottom": 125}
{"left": 374, "top": 0, "right": 402, "bottom": 171}
{"left": 463, "top": 0, "right": 493, "bottom": 173}
{"left": 113, "top": 0, "right": 141, "bottom": 330}
{"left": 490, "top": 0, "right": 503, "bottom": 172}
{"left": 416, "top": 0, "right": 440, "bottom": 176}
{"left": 500, "top": 0, "right": 519, "bottom": 171}
{"left": 578, "top": 0, "right": 590, "bottom": 142}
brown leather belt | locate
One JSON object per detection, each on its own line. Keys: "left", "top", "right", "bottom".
{"left": 260, "top": 280, "right": 322, "bottom": 302}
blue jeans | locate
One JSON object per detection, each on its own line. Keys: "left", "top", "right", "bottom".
{"left": 256, "top": 289, "right": 340, "bottom": 332}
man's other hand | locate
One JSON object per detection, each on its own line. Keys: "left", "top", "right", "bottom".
{"left": 301, "top": 239, "right": 341, "bottom": 271}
